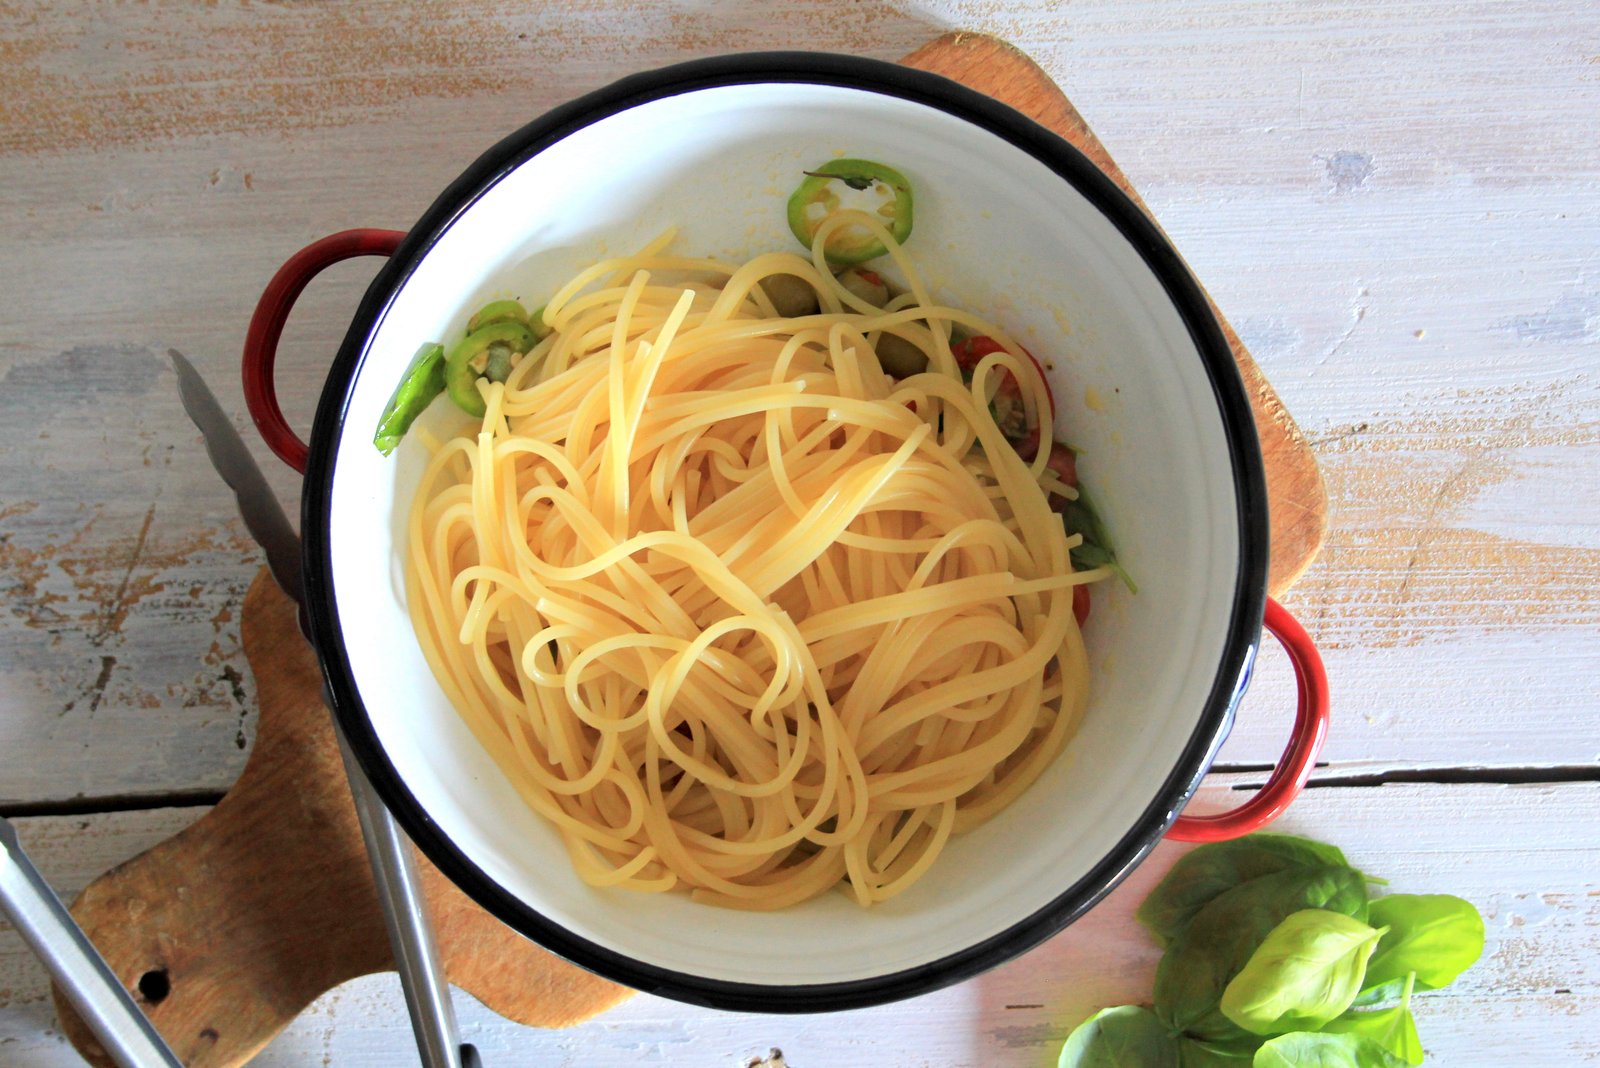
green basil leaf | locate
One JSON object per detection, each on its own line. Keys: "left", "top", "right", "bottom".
{"left": 1360, "top": 894, "right": 1485, "bottom": 995}
{"left": 1071, "top": 542, "right": 1117, "bottom": 568}
{"left": 1058, "top": 1005, "right": 1179, "bottom": 1068}
{"left": 1059, "top": 491, "right": 1109, "bottom": 548}
{"left": 1323, "top": 1003, "right": 1424, "bottom": 1066}
{"left": 1179, "top": 1037, "right": 1260, "bottom": 1067}
{"left": 1252, "top": 1031, "right": 1408, "bottom": 1068}
{"left": 1154, "top": 865, "right": 1369, "bottom": 1044}
{"left": 1349, "top": 978, "right": 1405, "bottom": 1009}
{"left": 1138, "top": 835, "right": 1352, "bottom": 947}
{"left": 1220, "top": 910, "right": 1386, "bottom": 1035}
{"left": 1061, "top": 486, "right": 1137, "bottom": 592}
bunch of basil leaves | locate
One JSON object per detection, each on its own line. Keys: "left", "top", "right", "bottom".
{"left": 1059, "top": 833, "right": 1485, "bottom": 1067}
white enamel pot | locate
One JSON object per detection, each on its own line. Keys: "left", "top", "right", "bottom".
{"left": 241, "top": 53, "right": 1328, "bottom": 1012}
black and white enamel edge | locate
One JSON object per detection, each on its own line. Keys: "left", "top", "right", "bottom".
{"left": 298, "top": 51, "right": 1270, "bottom": 1014}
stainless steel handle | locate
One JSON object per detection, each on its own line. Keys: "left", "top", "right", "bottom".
{"left": 0, "top": 816, "right": 183, "bottom": 1068}
{"left": 332, "top": 717, "right": 468, "bottom": 1068}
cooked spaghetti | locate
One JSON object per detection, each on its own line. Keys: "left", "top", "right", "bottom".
{"left": 404, "top": 214, "right": 1107, "bottom": 909}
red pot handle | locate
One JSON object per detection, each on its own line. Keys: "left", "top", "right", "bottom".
{"left": 243, "top": 229, "right": 407, "bottom": 473}
{"left": 1166, "top": 597, "right": 1329, "bottom": 842}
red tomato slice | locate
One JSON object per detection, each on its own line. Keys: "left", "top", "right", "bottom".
{"left": 1073, "top": 583, "right": 1091, "bottom": 626}
{"left": 951, "top": 336, "right": 1057, "bottom": 454}
{"left": 1044, "top": 442, "right": 1079, "bottom": 508}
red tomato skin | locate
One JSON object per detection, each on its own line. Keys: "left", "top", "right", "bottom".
{"left": 951, "top": 335, "right": 1058, "bottom": 426}
{"left": 1046, "top": 442, "right": 1078, "bottom": 488}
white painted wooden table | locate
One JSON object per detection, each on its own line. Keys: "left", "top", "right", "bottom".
{"left": 2, "top": 3, "right": 1596, "bottom": 1065}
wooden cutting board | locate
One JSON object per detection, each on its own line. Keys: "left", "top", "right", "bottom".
{"left": 53, "top": 32, "right": 1326, "bottom": 1067}
{"left": 53, "top": 571, "right": 632, "bottom": 1067}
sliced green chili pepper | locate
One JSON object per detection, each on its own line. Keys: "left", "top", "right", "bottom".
{"left": 445, "top": 320, "right": 537, "bottom": 417}
{"left": 787, "top": 158, "right": 914, "bottom": 265}
{"left": 466, "top": 299, "right": 529, "bottom": 334}
{"left": 373, "top": 342, "right": 446, "bottom": 456}
{"left": 484, "top": 341, "right": 516, "bottom": 383}
{"left": 528, "top": 304, "right": 552, "bottom": 340}
{"left": 466, "top": 298, "right": 554, "bottom": 341}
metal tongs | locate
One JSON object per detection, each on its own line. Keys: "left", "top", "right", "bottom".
{"left": 171, "top": 350, "right": 478, "bottom": 1068}
{"left": 0, "top": 815, "right": 183, "bottom": 1067}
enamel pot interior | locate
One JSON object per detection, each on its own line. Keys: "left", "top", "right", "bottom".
{"left": 301, "top": 54, "right": 1268, "bottom": 1012}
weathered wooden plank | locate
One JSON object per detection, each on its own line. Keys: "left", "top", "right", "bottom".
{"left": 0, "top": 2, "right": 1595, "bottom": 795}
{"left": 7, "top": 0, "right": 1595, "bottom": 196}
{"left": 2, "top": 783, "right": 1595, "bottom": 1065}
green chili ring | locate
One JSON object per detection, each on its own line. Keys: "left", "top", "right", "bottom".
{"left": 787, "top": 158, "right": 914, "bottom": 265}
{"left": 445, "top": 321, "right": 537, "bottom": 417}
{"left": 466, "top": 299, "right": 530, "bottom": 334}
{"left": 528, "top": 304, "right": 551, "bottom": 340}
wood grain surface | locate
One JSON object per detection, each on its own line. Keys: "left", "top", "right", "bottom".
{"left": 2, "top": 2, "right": 1596, "bottom": 1065}
{"left": 50, "top": 572, "right": 628, "bottom": 1067}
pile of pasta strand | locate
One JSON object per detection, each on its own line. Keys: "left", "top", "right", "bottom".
{"left": 406, "top": 213, "right": 1107, "bottom": 909}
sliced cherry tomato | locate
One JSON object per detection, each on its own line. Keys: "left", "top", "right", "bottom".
{"left": 950, "top": 334, "right": 1008, "bottom": 374}
{"left": 1073, "top": 583, "right": 1091, "bottom": 626}
{"left": 951, "top": 335, "right": 1056, "bottom": 454}
{"left": 1044, "top": 441, "right": 1078, "bottom": 487}
{"left": 1044, "top": 442, "right": 1080, "bottom": 511}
